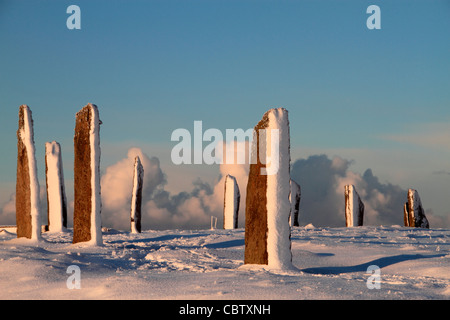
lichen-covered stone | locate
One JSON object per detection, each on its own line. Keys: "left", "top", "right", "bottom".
{"left": 73, "top": 103, "right": 102, "bottom": 244}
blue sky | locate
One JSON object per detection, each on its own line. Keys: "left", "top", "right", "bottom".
{"left": 1, "top": 0, "right": 449, "bottom": 225}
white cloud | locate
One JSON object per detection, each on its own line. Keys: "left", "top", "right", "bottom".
{"left": 0, "top": 193, "right": 16, "bottom": 226}
{"left": 100, "top": 147, "right": 165, "bottom": 230}
{"left": 2, "top": 143, "right": 448, "bottom": 230}
{"left": 0, "top": 187, "right": 48, "bottom": 226}
{"left": 99, "top": 141, "right": 252, "bottom": 231}
{"left": 290, "top": 154, "right": 428, "bottom": 227}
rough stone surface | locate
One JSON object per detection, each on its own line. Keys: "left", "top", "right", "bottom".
{"left": 73, "top": 104, "right": 102, "bottom": 244}
{"left": 16, "top": 106, "right": 32, "bottom": 239}
{"left": 244, "top": 108, "right": 292, "bottom": 267}
{"left": 244, "top": 111, "right": 270, "bottom": 265}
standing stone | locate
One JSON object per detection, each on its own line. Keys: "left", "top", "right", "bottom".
{"left": 16, "top": 105, "right": 42, "bottom": 240}
{"left": 289, "top": 179, "right": 301, "bottom": 227}
{"left": 130, "top": 156, "right": 144, "bottom": 233}
{"left": 403, "top": 203, "right": 409, "bottom": 227}
{"left": 404, "top": 188, "right": 429, "bottom": 228}
{"left": 344, "top": 184, "right": 364, "bottom": 227}
{"left": 223, "top": 174, "right": 240, "bottom": 229}
{"left": 45, "top": 141, "right": 68, "bottom": 232}
{"left": 244, "top": 108, "right": 292, "bottom": 269}
{"left": 73, "top": 103, "right": 103, "bottom": 245}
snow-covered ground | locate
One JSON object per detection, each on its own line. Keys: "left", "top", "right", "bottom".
{"left": 0, "top": 225, "right": 449, "bottom": 300}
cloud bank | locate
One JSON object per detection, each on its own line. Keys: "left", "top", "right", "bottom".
{"left": 290, "top": 155, "right": 406, "bottom": 227}
{"left": 290, "top": 154, "right": 450, "bottom": 228}
{"left": 100, "top": 148, "right": 446, "bottom": 230}
{"left": 100, "top": 144, "right": 249, "bottom": 230}
{"left": 1, "top": 147, "right": 449, "bottom": 229}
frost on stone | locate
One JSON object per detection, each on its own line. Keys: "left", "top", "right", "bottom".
{"left": 404, "top": 189, "right": 429, "bottom": 229}
{"left": 344, "top": 184, "right": 364, "bottom": 227}
{"left": 45, "top": 141, "right": 67, "bottom": 232}
{"left": 73, "top": 103, "right": 103, "bottom": 245}
{"left": 223, "top": 174, "right": 240, "bottom": 229}
{"left": 245, "top": 108, "right": 293, "bottom": 270}
{"left": 16, "top": 105, "right": 42, "bottom": 240}
{"left": 131, "top": 156, "right": 144, "bottom": 233}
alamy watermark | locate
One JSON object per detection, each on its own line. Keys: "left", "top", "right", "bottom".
{"left": 66, "top": 265, "right": 81, "bottom": 289}
{"left": 367, "top": 5, "right": 381, "bottom": 30}
{"left": 366, "top": 265, "right": 381, "bottom": 289}
{"left": 66, "top": 4, "right": 380, "bottom": 31}
{"left": 66, "top": 5, "right": 81, "bottom": 30}
{"left": 170, "top": 121, "right": 280, "bottom": 175}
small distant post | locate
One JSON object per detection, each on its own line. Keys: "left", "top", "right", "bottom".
{"left": 211, "top": 216, "right": 218, "bottom": 230}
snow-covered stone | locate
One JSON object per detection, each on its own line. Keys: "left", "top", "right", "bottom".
{"left": 130, "top": 156, "right": 144, "bottom": 233}
{"left": 344, "top": 184, "right": 364, "bottom": 227}
{"left": 45, "top": 141, "right": 67, "bottom": 232}
{"left": 244, "top": 108, "right": 293, "bottom": 269}
{"left": 16, "top": 105, "right": 42, "bottom": 240}
{"left": 73, "top": 103, "right": 103, "bottom": 245}
{"left": 223, "top": 174, "right": 240, "bottom": 229}
{"left": 289, "top": 179, "right": 301, "bottom": 227}
{"left": 404, "top": 189, "right": 429, "bottom": 228}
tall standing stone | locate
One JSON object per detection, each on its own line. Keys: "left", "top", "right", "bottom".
{"left": 223, "top": 174, "right": 240, "bottom": 229}
{"left": 404, "top": 188, "right": 429, "bottom": 228}
{"left": 244, "top": 108, "right": 292, "bottom": 269}
{"left": 289, "top": 179, "right": 301, "bottom": 227}
{"left": 344, "top": 184, "right": 364, "bottom": 227}
{"left": 73, "top": 103, "right": 103, "bottom": 245}
{"left": 130, "top": 156, "right": 144, "bottom": 233}
{"left": 45, "top": 141, "right": 67, "bottom": 232}
{"left": 16, "top": 105, "right": 42, "bottom": 240}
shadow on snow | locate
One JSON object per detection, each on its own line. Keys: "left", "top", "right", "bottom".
{"left": 300, "top": 254, "right": 446, "bottom": 275}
